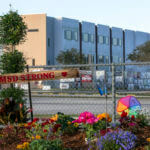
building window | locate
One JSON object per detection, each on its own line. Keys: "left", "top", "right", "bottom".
{"left": 104, "top": 36, "right": 109, "bottom": 45}
{"left": 99, "top": 56, "right": 104, "bottom": 63}
{"left": 48, "top": 38, "right": 50, "bottom": 47}
{"left": 83, "top": 33, "right": 89, "bottom": 42}
{"left": 32, "top": 59, "right": 35, "bottom": 66}
{"left": 28, "top": 29, "right": 39, "bottom": 32}
{"left": 112, "top": 56, "right": 118, "bottom": 63}
{"left": 119, "top": 57, "right": 122, "bottom": 63}
{"left": 92, "top": 55, "right": 95, "bottom": 63}
{"left": 112, "top": 38, "right": 117, "bottom": 46}
{"left": 72, "top": 31, "right": 78, "bottom": 41}
{"left": 89, "top": 34, "right": 94, "bottom": 43}
{"left": 105, "top": 56, "right": 109, "bottom": 64}
{"left": 98, "top": 36, "right": 103, "bottom": 44}
{"left": 64, "top": 30, "right": 72, "bottom": 40}
{"left": 48, "top": 60, "right": 50, "bottom": 65}
{"left": 117, "top": 38, "right": 122, "bottom": 46}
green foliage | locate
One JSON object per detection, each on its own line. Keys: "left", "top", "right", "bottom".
{"left": 56, "top": 48, "right": 86, "bottom": 65}
{"left": 128, "top": 41, "right": 150, "bottom": 62}
{"left": 56, "top": 113, "right": 79, "bottom": 135}
{"left": 145, "top": 144, "right": 150, "bottom": 150}
{"left": 25, "top": 122, "right": 52, "bottom": 140}
{"left": 29, "top": 139, "right": 67, "bottom": 150}
{"left": 0, "top": 10, "right": 27, "bottom": 46}
{"left": 0, "top": 10, "right": 28, "bottom": 125}
{"left": 0, "top": 87, "right": 25, "bottom": 103}
{"left": 0, "top": 87, "right": 28, "bottom": 124}
{"left": 84, "top": 120, "right": 106, "bottom": 140}
{"left": 136, "top": 112, "right": 149, "bottom": 127}
{"left": 1, "top": 49, "right": 26, "bottom": 73}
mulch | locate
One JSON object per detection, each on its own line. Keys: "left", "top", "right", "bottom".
{"left": 0, "top": 126, "right": 150, "bottom": 150}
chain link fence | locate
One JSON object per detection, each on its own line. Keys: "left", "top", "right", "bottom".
{"left": 10, "top": 63, "right": 150, "bottom": 120}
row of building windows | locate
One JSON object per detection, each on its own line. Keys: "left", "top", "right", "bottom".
{"left": 112, "top": 56, "right": 122, "bottom": 63}
{"left": 98, "top": 36, "right": 109, "bottom": 45}
{"left": 98, "top": 56, "right": 123, "bottom": 64}
{"left": 98, "top": 56, "right": 109, "bottom": 64}
{"left": 64, "top": 30, "right": 78, "bottom": 41}
{"left": 112, "top": 38, "right": 122, "bottom": 46}
{"left": 85, "top": 54, "right": 95, "bottom": 63}
{"left": 64, "top": 30, "right": 122, "bottom": 46}
{"left": 82, "top": 33, "right": 94, "bottom": 43}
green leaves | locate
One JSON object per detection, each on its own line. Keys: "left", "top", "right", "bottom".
{"left": 0, "top": 10, "right": 27, "bottom": 46}
{"left": 29, "top": 139, "right": 65, "bottom": 150}
{"left": 1, "top": 49, "right": 26, "bottom": 74}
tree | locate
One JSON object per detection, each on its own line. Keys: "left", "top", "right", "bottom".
{"left": 0, "top": 9, "right": 28, "bottom": 124}
{"left": 56, "top": 48, "right": 86, "bottom": 65}
{"left": 128, "top": 41, "right": 150, "bottom": 62}
{"left": 1, "top": 50, "right": 26, "bottom": 74}
{"left": 0, "top": 10, "right": 27, "bottom": 51}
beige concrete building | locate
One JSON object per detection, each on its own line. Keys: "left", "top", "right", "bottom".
{"left": 17, "top": 14, "right": 47, "bottom": 66}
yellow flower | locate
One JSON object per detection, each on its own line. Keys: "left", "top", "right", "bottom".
{"left": 23, "top": 142, "right": 29, "bottom": 148}
{"left": 50, "top": 114, "right": 58, "bottom": 121}
{"left": 35, "top": 135, "right": 41, "bottom": 140}
{"left": 97, "top": 114, "right": 103, "bottom": 120}
{"left": 31, "top": 136, "right": 35, "bottom": 140}
{"left": 24, "top": 123, "right": 28, "bottom": 127}
{"left": 16, "top": 144, "right": 23, "bottom": 149}
{"left": 97, "top": 113, "right": 112, "bottom": 122}
{"left": 67, "top": 121, "right": 72, "bottom": 125}
{"left": 74, "top": 123, "right": 79, "bottom": 127}
{"left": 146, "top": 137, "right": 150, "bottom": 142}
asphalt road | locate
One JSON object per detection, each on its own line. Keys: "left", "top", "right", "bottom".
{"left": 25, "top": 96, "right": 150, "bottom": 115}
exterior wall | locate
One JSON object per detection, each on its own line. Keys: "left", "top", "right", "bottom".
{"left": 82, "top": 21, "right": 96, "bottom": 64}
{"left": 17, "top": 14, "right": 47, "bottom": 66}
{"left": 111, "top": 27, "right": 123, "bottom": 63}
{"left": 16, "top": 14, "right": 150, "bottom": 67}
{"left": 46, "top": 17, "right": 55, "bottom": 65}
{"left": 54, "top": 17, "right": 79, "bottom": 64}
{"left": 97, "top": 24, "right": 110, "bottom": 64}
{"left": 135, "top": 31, "right": 149, "bottom": 47}
{"left": 125, "top": 30, "right": 135, "bottom": 62}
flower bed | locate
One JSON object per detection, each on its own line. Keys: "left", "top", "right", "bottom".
{"left": 0, "top": 111, "right": 150, "bottom": 150}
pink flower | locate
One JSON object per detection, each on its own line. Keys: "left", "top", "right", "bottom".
{"left": 128, "top": 122, "right": 136, "bottom": 126}
{"left": 72, "top": 111, "right": 98, "bottom": 124}
{"left": 87, "top": 118, "right": 95, "bottom": 124}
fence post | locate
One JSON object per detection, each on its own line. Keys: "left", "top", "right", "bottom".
{"left": 112, "top": 63, "right": 116, "bottom": 122}
{"left": 26, "top": 65, "right": 33, "bottom": 121}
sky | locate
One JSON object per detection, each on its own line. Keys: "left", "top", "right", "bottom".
{"left": 1, "top": 0, "right": 150, "bottom": 33}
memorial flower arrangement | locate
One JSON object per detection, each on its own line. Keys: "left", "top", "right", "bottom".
{"left": 0, "top": 111, "right": 150, "bottom": 150}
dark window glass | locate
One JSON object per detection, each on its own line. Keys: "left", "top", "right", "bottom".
{"left": 48, "top": 38, "right": 50, "bottom": 47}
{"left": 99, "top": 56, "right": 104, "bottom": 63}
{"left": 32, "top": 59, "right": 35, "bottom": 66}
{"left": 28, "top": 29, "right": 39, "bottom": 32}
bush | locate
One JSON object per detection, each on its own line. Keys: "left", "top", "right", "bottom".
{"left": 55, "top": 113, "right": 79, "bottom": 135}
{"left": 1, "top": 50, "right": 26, "bottom": 74}
{"left": 0, "top": 87, "right": 28, "bottom": 124}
